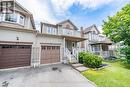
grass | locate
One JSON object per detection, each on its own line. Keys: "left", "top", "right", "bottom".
{"left": 82, "top": 61, "right": 130, "bottom": 87}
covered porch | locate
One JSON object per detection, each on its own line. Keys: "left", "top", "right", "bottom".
{"left": 90, "top": 42, "right": 112, "bottom": 58}
{"left": 63, "top": 36, "right": 86, "bottom": 63}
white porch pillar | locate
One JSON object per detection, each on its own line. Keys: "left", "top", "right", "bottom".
{"left": 100, "top": 44, "right": 103, "bottom": 56}
{"left": 84, "top": 41, "right": 87, "bottom": 52}
{"left": 63, "top": 37, "right": 68, "bottom": 63}
{"left": 63, "top": 38, "right": 66, "bottom": 57}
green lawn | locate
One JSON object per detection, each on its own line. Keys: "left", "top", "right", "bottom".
{"left": 82, "top": 61, "right": 130, "bottom": 87}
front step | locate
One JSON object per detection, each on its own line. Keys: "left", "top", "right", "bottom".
{"left": 76, "top": 66, "right": 89, "bottom": 72}
{"left": 71, "top": 63, "right": 84, "bottom": 67}
{"left": 70, "top": 58, "right": 78, "bottom": 64}
{"left": 71, "top": 63, "right": 89, "bottom": 72}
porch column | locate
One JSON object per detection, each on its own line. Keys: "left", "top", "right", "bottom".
{"left": 63, "top": 37, "right": 66, "bottom": 58}
{"left": 100, "top": 44, "right": 103, "bottom": 56}
{"left": 63, "top": 38, "right": 67, "bottom": 63}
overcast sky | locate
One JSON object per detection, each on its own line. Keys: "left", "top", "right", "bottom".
{"left": 17, "top": 0, "right": 130, "bottom": 31}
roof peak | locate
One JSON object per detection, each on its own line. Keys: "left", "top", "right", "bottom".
{"left": 57, "top": 19, "right": 78, "bottom": 30}
{"left": 84, "top": 24, "right": 100, "bottom": 34}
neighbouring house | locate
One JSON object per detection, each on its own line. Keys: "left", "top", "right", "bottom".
{"left": 0, "top": 0, "right": 86, "bottom": 69}
{"left": 82, "top": 24, "right": 116, "bottom": 58}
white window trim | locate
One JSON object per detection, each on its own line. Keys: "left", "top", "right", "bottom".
{"left": 18, "top": 14, "right": 25, "bottom": 25}
{"left": 1, "top": 12, "right": 25, "bottom": 26}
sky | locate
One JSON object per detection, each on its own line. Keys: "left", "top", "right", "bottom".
{"left": 17, "top": 0, "right": 130, "bottom": 32}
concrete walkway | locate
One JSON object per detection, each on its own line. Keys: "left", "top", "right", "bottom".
{"left": 0, "top": 64, "right": 96, "bottom": 87}
{"left": 71, "top": 63, "right": 89, "bottom": 72}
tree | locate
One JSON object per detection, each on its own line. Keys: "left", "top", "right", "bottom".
{"left": 102, "top": 4, "right": 130, "bottom": 63}
{"left": 103, "top": 4, "right": 130, "bottom": 45}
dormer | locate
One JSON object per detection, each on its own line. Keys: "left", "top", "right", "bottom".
{"left": 0, "top": 0, "right": 35, "bottom": 30}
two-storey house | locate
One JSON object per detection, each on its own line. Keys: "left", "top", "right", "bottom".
{"left": 0, "top": 0, "right": 85, "bottom": 69}
{"left": 83, "top": 25, "right": 114, "bottom": 58}
{"left": 40, "top": 20, "right": 86, "bottom": 64}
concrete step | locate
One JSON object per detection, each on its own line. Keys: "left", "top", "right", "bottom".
{"left": 70, "top": 58, "right": 78, "bottom": 64}
{"left": 71, "top": 63, "right": 84, "bottom": 67}
{"left": 71, "top": 63, "right": 89, "bottom": 72}
{"left": 75, "top": 66, "right": 89, "bottom": 72}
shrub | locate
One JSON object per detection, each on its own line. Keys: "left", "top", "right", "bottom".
{"left": 78, "top": 52, "right": 86, "bottom": 64}
{"left": 78, "top": 52, "right": 103, "bottom": 68}
{"left": 120, "top": 46, "right": 130, "bottom": 64}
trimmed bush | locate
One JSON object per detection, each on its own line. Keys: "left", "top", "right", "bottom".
{"left": 78, "top": 52, "right": 103, "bottom": 68}
{"left": 78, "top": 52, "right": 86, "bottom": 64}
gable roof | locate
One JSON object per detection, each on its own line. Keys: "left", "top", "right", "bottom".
{"left": 57, "top": 19, "right": 78, "bottom": 30}
{"left": 84, "top": 24, "right": 100, "bottom": 34}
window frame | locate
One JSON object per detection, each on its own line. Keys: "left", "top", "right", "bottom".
{"left": 18, "top": 14, "right": 25, "bottom": 25}
{"left": 1, "top": 12, "right": 25, "bottom": 26}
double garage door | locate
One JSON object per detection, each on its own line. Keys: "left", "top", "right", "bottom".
{"left": 0, "top": 45, "right": 31, "bottom": 69}
{"left": 41, "top": 46, "right": 60, "bottom": 64}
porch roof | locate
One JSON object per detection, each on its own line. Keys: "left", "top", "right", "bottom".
{"left": 90, "top": 41, "right": 112, "bottom": 45}
{"left": 62, "top": 35, "right": 86, "bottom": 42}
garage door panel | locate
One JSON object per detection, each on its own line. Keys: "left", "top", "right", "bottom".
{"left": 0, "top": 45, "right": 31, "bottom": 69}
{"left": 0, "top": 61, "right": 29, "bottom": 66}
{"left": 0, "top": 61, "right": 30, "bottom": 64}
{"left": 0, "top": 62, "right": 30, "bottom": 69}
{"left": 51, "top": 59, "right": 59, "bottom": 62}
{"left": 16, "top": 49, "right": 31, "bottom": 52}
{"left": 2, "top": 49, "right": 15, "bottom": 52}
{"left": 42, "top": 60, "right": 51, "bottom": 64}
{"left": 41, "top": 46, "right": 60, "bottom": 64}
{"left": 0, "top": 61, "right": 30, "bottom": 69}
{"left": 0, "top": 55, "right": 31, "bottom": 59}
{"left": 1, "top": 58, "right": 30, "bottom": 61}
{"left": 0, "top": 63, "right": 29, "bottom": 69}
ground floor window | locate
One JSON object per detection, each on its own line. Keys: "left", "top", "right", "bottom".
{"left": 92, "top": 45, "right": 100, "bottom": 51}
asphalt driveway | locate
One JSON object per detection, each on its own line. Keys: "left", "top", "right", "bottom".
{"left": 0, "top": 64, "right": 96, "bottom": 87}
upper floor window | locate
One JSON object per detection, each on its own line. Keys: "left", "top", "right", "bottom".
{"left": 1, "top": 12, "right": 25, "bottom": 26}
{"left": 1, "top": 1, "right": 14, "bottom": 14}
{"left": 19, "top": 15, "right": 25, "bottom": 25}
{"left": 46, "top": 26, "right": 57, "bottom": 35}
{"left": 5, "top": 13, "right": 17, "bottom": 22}
{"left": 47, "top": 27, "right": 51, "bottom": 34}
